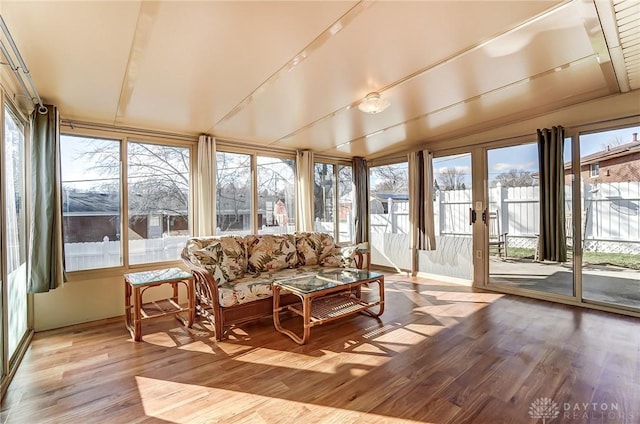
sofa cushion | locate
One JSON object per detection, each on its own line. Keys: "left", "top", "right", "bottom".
{"left": 245, "top": 234, "right": 297, "bottom": 273}
{"left": 185, "top": 236, "right": 246, "bottom": 283}
{"left": 217, "top": 273, "right": 274, "bottom": 307}
{"left": 294, "top": 232, "right": 322, "bottom": 266}
{"left": 217, "top": 267, "right": 322, "bottom": 307}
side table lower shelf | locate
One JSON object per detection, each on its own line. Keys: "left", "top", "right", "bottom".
{"left": 124, "top": 268, "right": 195, "bottom": 341}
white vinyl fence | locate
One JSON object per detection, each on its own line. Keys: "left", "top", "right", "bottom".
{"left": 65, "top": 181, "right": 640, "bottom": 271}
{"left": 370, "top": 180, "right": 640, "bottom": 260}
{"left": 65, "top": 235, "right": 190, "bottom": 271}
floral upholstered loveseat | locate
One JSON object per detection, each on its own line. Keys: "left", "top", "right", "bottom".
{"left": 181, "top": 232, "right": 368, "bottom": 340}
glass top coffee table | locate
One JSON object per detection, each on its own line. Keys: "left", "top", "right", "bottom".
{"left": 273, "top": 268, "right": 384, "bottom": 344}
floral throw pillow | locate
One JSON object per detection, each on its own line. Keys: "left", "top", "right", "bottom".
{"left": 317, "top": 232, "right": 337, "bottom": 261}
{"left": 294, "top": 232, "right": 322, "bottom": 266}
{"left": 186, "top": 236, "right": 246, "bottom": 284}
{"left": 245, "top": 234, "right": 297, "bottom": 273}
{"left": 320, "top": 246, "right": 346, "bottom": 268}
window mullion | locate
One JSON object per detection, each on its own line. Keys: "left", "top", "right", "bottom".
{"left": 121, "top": 137, "right": 129, "bottom": 268}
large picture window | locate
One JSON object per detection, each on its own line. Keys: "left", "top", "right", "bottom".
{"left": 61, "top": 134, "right": 193, "bottom": 271}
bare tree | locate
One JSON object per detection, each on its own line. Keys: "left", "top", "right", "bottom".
{"left": 438, "top": 167, "right": 466, "bottom": 190}
{"left": 601, "top": 135, "right": 625, "bottom": 151}
{"left": 372, "top": 165, "right": 408, "bottom": 193}
{"left": 81, "top": 140, "right": 190, "bottom": 216}
{"left": 494, "top": 169, "right": 536, "bottom": 187}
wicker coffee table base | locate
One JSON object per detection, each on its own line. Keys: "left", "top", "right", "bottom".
{"left": 273, "top": 276, "right": 384, "bottom": 345}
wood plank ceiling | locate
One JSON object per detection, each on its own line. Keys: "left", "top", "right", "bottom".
{"left": 0, "top": 0, "right": 635, "bottom": 159}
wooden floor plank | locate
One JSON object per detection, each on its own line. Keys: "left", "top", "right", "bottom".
{"left": 2, "top": 274, "right": 639, "bottom": 423}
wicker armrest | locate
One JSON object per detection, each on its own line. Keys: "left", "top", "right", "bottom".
{"left": 180, "top": 247, "right": 221, "bottom": 310}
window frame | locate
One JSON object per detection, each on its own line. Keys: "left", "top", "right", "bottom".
{"left": 313, "top": 158, "right": 353, "bottom": 244}
{"left": 59, "top": 126, "right": 196, "bottom": 277}
{"left": 215, "top": 146, "right": 297, "bottom": 236}
{"left": 590, "top": 162, "right": 600, "bottom": 178}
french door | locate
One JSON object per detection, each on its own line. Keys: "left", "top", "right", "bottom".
{"left": 424, "top": 152, "right": 474, "bottom": 282}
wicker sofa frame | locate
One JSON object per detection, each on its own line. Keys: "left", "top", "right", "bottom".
{"left": 181, "top": 235, "right": 368, "bottom": 341}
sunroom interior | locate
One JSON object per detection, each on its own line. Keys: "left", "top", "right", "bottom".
{"left": 0, "top": 0, "right": 638, "bottom": 408}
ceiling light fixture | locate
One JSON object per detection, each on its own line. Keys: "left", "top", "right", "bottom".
{"left": 358, "top": 92, "right": 390, "bottom": 114}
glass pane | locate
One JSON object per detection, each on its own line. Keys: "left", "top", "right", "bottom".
{"left": 314, "top": 163, "right": 335, "bottom": 235}
{"left": 257, "top": 156, "right": 295, "bottom": 234}
{"left": 4, "top": 109, "right": 27, "bottom": 359}
{"left": 487, "top": 142, "right": 573, "bottom": 296}
{"left": 369, "top": 162, "right": 410, "bottom": 270}
{"left": 424, "top": 153, "right": 473, "bottom": 280}
{"left": 128, "top": 142, "right": 191, "bottom": 265}
{"left": 580, "top": 126, "right": 640, "bottom": 310}
{"left": 61, "top": 135, "right": 122, "bottom": 271}
{"left": 338, "top": 165, "right": 354, "bottom": 243}
{"left": 216, "top": 152, "right": 252, "bottom": 235}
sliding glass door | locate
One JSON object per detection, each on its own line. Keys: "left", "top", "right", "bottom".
{"left": 3, "top": 107, "right": 28, "bottom": 360}
{"left": 486, "top": 141, "right": 574, "bottom": 297}
{"left": 484, "top": 124, "right": 639, "bottom": 315}
{"left": 579, "top": 126, "right": 640, "bottom": 311}
{"left": 369, "top": 162, "right": 410, "bottom": 271}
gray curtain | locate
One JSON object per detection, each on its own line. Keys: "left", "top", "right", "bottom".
{"left": 29, "top": 105, "right": 66, "bottom": 293}
{"left": 408, "top": 150, "right": 436, "bottom": 275}
{"left": 408, "top": 150, "right": 436, "bottom": 251}
{"left": 537, "top": 126, "right": 567, "bottom": 262}
{"left": 352, "top": 157, "right": 369, "bottom": 244}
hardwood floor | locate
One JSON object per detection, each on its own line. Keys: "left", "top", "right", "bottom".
{"left": 2, "top": 274, "right": 639, "bottom": 423}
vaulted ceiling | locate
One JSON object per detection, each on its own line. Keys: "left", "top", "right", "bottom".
{"left": 1, "top": 0, "right": 637, "bottom": 159}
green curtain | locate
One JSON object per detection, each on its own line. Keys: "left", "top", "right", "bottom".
{"left": 352, "top": 157, "right": 369, "bottom": 244}
{"left": 28, "top": 105, "right": 66, "bottom": 293}
{"left": 537, "top": 126, "right": 567, "bottom": 262}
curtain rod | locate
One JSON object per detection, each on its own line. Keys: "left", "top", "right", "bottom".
{"left": 60, "top": 119, "right": 198, "bottom": 142}
{"left": 0, "top": 15, "right": 47, "bottom": 114}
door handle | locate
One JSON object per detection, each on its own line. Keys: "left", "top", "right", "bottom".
{"left": 469, "top": 208, "right": 476, "bottom": 225}
{"left": 482, "top": 208, "right": 488, "bottom": 226}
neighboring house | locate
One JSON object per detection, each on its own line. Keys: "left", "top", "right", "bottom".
{"left": 62, "top": 190, "right": 189, "bottom": 242}
{"left": 566, "top": 132, "right": 640, "bottom": 183}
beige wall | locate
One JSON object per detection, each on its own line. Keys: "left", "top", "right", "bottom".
{"left": 33, "top": 91, "right": 640, "bottom": 332}
{"left": 34, "top": 270, "right": 188, "bottom": 332}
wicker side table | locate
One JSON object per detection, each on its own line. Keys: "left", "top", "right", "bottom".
{"left": 124, "top": 267, "right": 195, "bottom": 341}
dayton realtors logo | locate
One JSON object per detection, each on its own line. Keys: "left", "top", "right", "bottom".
{"left": 529, "top": 397, "right": 560, "bottom": 423}
{"left": 529, "top": 398, "right": 632, "bottom": 422}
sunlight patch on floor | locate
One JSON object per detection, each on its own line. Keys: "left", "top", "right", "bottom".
{"left": 370, "top": 327, "right": 427, "bottom": 348}
{"left": 135, "top": 375, "right": 429, "bottom": 423}
{"left": 142, "top": 331, "right": 178, "bottom": 347}
{"left": 178, "top": 340, "right": 218, "bottom": 354}
{"left": 414, "top": 301, "right": 490, "bottom": 318}
{"left": 404, "top": 323, "right": 446, "bottom": 337}
{"left": 419, "top": 290, "right": 504, "bottom": 303}
{"left": 232, "top": 347, "right": 326, "bottom": 370}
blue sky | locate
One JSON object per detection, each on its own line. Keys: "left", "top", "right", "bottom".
{"left": 432, "top": 125, "right": 640, "bottom": 185}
